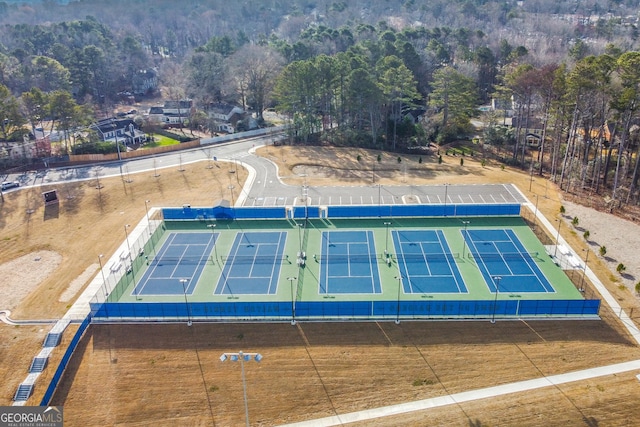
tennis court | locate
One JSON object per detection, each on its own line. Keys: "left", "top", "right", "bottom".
{"left": 214, "top": 231, "right": 287, "bottom": 295}
{"left": 318, "top": 230, "right": 382, "bottom": 294}
{"left": 133, "top": 232, "right": 216, "bottom": 296}
{"left": 464, "top": 229, "right": 555, "bottom": 293}
{"left": 94, "top": 208, "right": 598, "bottom": 321}
{"left": 393, "top": 229, "right": 467, "bottom": 294}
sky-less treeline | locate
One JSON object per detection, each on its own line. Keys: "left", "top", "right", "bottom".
{"left": 1, "top": 0, "right": 640, "bottom": 204}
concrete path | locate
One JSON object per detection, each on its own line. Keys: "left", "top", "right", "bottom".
{"left": 278, "top": 359, "right": 640, "bottom": 427}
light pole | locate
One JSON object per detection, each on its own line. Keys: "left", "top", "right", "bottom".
{"left": 124, "top": 224, "right": 138, "bottom": 300}
{"left": 533, "top": 194, "right": 539, "bottom": 230}
{"left": 180, "top": 278, "right": 192, "bottom": 326}
{"left": 461, "top": 220, "right": 470, "bottom": 258}
{"left": 394, "top": 275, "right": 403, "bottom": 324}
{"left": 297, "top": 223, "right": 303, "bottom": 257}
{"left": 144, "top": 199, "right": 152, "bottom": 237}
{"left": 288, "top": 276, "right": 297, "bottom": 325}
{"left": 580, "top": 249, "right": 590, "bottom": 292}
{"left": 384, "top": 222, "right": 392, "bottom": 256}
{"left": 207, "top": 223, "right": 218, "bottom": 263}
{"left": 444, "top": 183, "right": 450, "bottom": 216}
{"left": 554, "top": 219, "right": 562, "bottom": 258}
{"left": 98, "top": 254, "right": 108, "bottom": 298}
{"left": 220, "top": 351, "right": 263, "bottom": 427}
{"left": 491, "top": 276, "right": 502, "bottom": 324}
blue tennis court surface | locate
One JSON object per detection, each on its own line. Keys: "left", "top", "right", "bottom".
{"left": 318, "top": 230, "right": 382, "bottom": 294}
{"left": 134, "top": 232, "right": 216, "bottom": 296}
{"left": 393, "top": 230, "right": 467, "bottom": 293}
{"left": 464, "top": 229, "right": 555, "bottom": 293}
{"left": 214, "top": 231, "right": 287, "bottom": 295}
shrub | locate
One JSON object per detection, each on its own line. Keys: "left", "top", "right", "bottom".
{"left": 397, "top": 156, "right": 402, "bottom": 163}
{"left": 418, "top": 156, "right": 422, "bottom": 164}
{"left": 377, "top": 154, "right": 381, "bottom": 162}
{"left": 560, "top": 205, "right": 566, "bottom": 214}
{"left": 599, "top": 245, "right": 607, "bottom": 257}
{"left": 460, "top": 158, "right": 464, "bottom": 166}
{"left": 481, "top": 159, "right": 486, "bottom": 168}
{"left": 572, "top": 216, "right": 579, "bottom": 226}
{"left": 583, "top": 230, "right": 590, "bottom": 240}
{"left": 357, "top": 154, "right": 361, "bottom": 162}
{"left": 617, "top": 263, "right": 626, "bottom": 274}
{"left": 635, "top": 282, "right": 640, "bottom": 294}
{"left": 438, "top": 155, "right": 443, "bottom": 164}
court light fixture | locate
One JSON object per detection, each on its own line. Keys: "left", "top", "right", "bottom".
{"left": 220, "top": 351, "right": 263, "bottom": 427}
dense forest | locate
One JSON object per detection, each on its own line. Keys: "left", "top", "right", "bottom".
{"left": 1, "top": 0, "right": 640, "bottom": 206}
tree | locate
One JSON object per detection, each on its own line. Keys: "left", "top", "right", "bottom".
{"left": 185, "top": 51, "right": 226, "bottom": 105}
{"left": 377, "top": 55, "right": 420, "bottom": 149}
{"left": 429, "top": 66, "right": 478, "bottom": 142}
{"left": 227, "top": 45, "right": 284, "bottom": 121}
{"left": 599, "top": 245, "right": 607, "bottom": 257}
{"left": 0, "top": 83, "right": 25, "bottom": 140}
{"left": 611, "top": 52, "right": 640, "bottom": 205}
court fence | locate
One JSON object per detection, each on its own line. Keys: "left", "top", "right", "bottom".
{"left": 40, "top": 315, "right": 92, "bottom": 405}
{"left": 161, "top": 203, "right": 521, "bottom": 221}
{"left": 90, "top": 299, "right": 600, "bottom": 322}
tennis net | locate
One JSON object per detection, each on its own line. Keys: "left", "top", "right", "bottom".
{"left": 470, "top": 251, "right": 540, "bottom": 261}
{"left": 314, "top": 254, "right": 381, "bottom": 263}
{"left": 151, "top": 255, "right": 214, "bottom": 265}
{"left": 396, "top": 252, "right": 460, "bottom": 262}
{"left": 221, "top": 255, "right": 289, "bottom": 264}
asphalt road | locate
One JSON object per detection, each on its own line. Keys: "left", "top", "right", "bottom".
{"left": 2, "top": 135, "right": 527, "bottom": 207}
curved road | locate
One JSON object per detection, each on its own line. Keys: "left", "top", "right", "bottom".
{"left": 5, "top": 135, "right": 526, "bottom": 207}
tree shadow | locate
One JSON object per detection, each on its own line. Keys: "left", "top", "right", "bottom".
{"left": 621, "top": 273, "right": 635, "bottom": 281}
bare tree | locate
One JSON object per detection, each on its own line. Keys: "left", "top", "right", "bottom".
{"left": 227, "top": 45, "right": 284, "bottom": 121}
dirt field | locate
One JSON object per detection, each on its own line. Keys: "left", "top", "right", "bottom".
{"left": 3, "top": 145, "right": 640, "bottom": 425}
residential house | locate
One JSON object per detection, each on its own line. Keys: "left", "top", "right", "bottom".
{"left": 0, "top": 134, "right": 47, "bottom": 161}
{"left": 147, "top": 100, "right": 193, "bottom": 127}
{"left": 92, "top": 118, "right": 146, "bottom": 146}
{"left": 205, "top": 103, "right": 251, "bottom": 133}
{"left": 132, "top": 68, "right": 158, "bottom": 96}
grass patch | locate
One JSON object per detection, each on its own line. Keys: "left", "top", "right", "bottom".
{"left": 142, "top": 135, "right": 180, "bottom": 148}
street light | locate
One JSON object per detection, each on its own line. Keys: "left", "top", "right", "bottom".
{"left": 207, "top": 223, "right": 218, "bottom": 264}
{"left": 394, "top": 275, "right": 403, "bottom": 324}
{"left": 461, "top": 220, "right": 470, "bottom": 258}
{"left": 220, "top": 351, "right": 263, "bottom": 427}
{"left": 491, "top": 276, "right": 502, "bottom": 324}
{"left": 288, "top": 276, "right": 297, "bottom": 325}
{"left": 383, "top": 222, "right": 392, "bottom": 256}
{"left": 180, "top": 278, "right": 192, "bottom": 326}
{"left": 553, "top": 219, "right": 562, "bottom": 258}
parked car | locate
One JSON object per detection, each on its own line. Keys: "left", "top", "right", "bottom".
{"left": 1, "top": 181, "right": 20, "bottom": 190}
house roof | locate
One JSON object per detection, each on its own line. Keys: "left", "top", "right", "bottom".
{"left": 164, "top": 100, "right": 192, "bottom": 109}
{"left": 207, "top": 102, "right": 243, "bottom": 115}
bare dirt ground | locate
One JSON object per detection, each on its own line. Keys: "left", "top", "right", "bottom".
{"left": 3, "top": 145, "right": 640, "bottom": 426}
